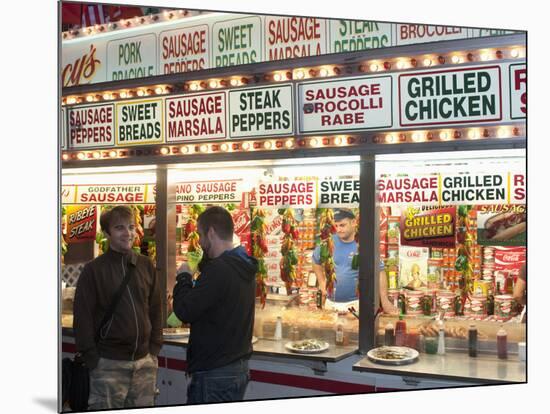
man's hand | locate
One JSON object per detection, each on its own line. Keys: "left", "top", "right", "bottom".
{"left": 177, "top": 262, "right": 191, "bottom": 276}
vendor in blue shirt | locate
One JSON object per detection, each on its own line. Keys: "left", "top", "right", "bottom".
{"left": 312, "top": 208, "right": 397, "bottom": 313}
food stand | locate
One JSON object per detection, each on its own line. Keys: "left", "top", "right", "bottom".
{"left": 60, "top": 7, "right": 526, "bottom": 406}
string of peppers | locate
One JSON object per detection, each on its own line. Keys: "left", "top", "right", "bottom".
{"left": 455, "top": 205, "right": 475, "bottom": 314}
{"left": 317, "top": 208, "right": 337, "bottom": 297}
{"left": 184, "top": 204, "right": 205, "bottom": 272}
{"left": 61, "top": 206, "right": 68, "bottom": 263}
{"left": 251, "top": 208, "right": 268, "bottom": 307}
{"left": 279, "top": 208, "right": 299, "bottom": 296}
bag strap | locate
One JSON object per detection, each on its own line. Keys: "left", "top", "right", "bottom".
{"left": 94, "top": 262, "right": 135, "bottom": 343}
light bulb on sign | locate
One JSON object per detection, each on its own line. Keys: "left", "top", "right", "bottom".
{"left": 319, "top": 68, "right": 329, "bottom": 77}
{"left": 396, "top": 60, "right": 405, "bottom": 70}
{"left": 467, "top": 129, "right": 480, "bottom": 140}
{"left": 230, "top": 79, "right": 239, "bottom": 87}
{"left": 77, "top": 153, "right": 86, "bottom": 160}
{"left": 480, "top": 52, "right": 490, "bottom": 61}
{"left": 242, "top": 142, "right": 251, "bottom": 151}
{"left": 189, "top": 83, "right": 199, "bottom": 91}
{"left": 294, "top": 70, "right": 305, "bottom": 80}
{"left": 62, "top": 153, "right": 69, "bottom": 161}
{"left": 385, "top": 134, "right": 395, "bottom": 144}
{"left": 497, "top": 127, "right": 509, "bottom": 138}
{"left": 160, "top": 147, "right": 170, "bottom": 155}
{"left": 220, "top": 143, "right": 230, "bottom": 152}
{"left": 137, "top": 89, "right": 145, "bottom": 97}
{"left": 102, "top": 93, "right": 112, "bottom": 100}
{"left": 86, "top": 95, "right": 94, "bottom": 102}
{"left": 310, "top": 138, "right": 320, "bottom": 147}
{"left": 510, "top": 48, "right": 520, "bottom": 58}
{"left": 412, "top": 132, "right": 424, "bottom": 142}
{"left": 263, "top": 141, "right": 273, "bottom": 150}
{"left": 67, "top": 97, "right": 77, "bottom": 105}
{"left": 155, "top": 87, "right": 164, "bottom": 95}
{"left": 439, "top": 131, "right": 450, "bottom": 141}
{"left": 334, "top": 136, "right": 344, "bottom": 146}
{"left": 109, "top": 150, "right": 117, "bottom": 158}
{"left": 369, "top": 63, "right": 379, "bottom": 72}
{"left": 451, "top": 55, "right": 461, "bottom": 64}
{"left": 285, "top": 139, "right": 294, "bottom": 149}
{"left": 199, "top": 144, "right": 209, "bottom": 153}
{"left": 180, "top": 146, "right": 189, "bottom": 154}
{"left": 423, "top": 58, "right": 432, "bottom": 67}
{"left": 120, "top": 91, "right": 128, "bottom": 99}
{"left": 208, "top": 80, "right": 218, "bottom": 89}
{"left": 92, "top": 152, "right": 101, "bottom": 159}
{"left": 273, "top": 73, "right": 283, "bottom": 82}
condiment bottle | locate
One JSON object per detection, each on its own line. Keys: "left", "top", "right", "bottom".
{"left": 395, "top": 314, "right": 407, "bottom": 346}
{"left": 384, "top": 322, "right": 395, "bottom": 346}
{"left": 468, "top": 324, "right": 478, "bottom": 357}
{"left": 274, "top": 316, "right": 283, "bottom": 340}
{"left": 437, "top": 321, "right": 446, "bottom": 355}
{"left": 335, "top": 312, "right": 348, "bottom": 346}
{"left": 290, "top": 324, "right": 300, "bottom": 341}
{"left": 497, "top": 325, "right": 508, "bottom": 359}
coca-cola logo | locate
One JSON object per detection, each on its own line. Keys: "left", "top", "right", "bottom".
{"left": 232, "top": 211, "right": 250, "bottom": 234}
{"left": 502, "top": 254, "right": 521, "bottom": 262}
{"left": 266, "top": 215, "right": 283, "bottom": 235}
{"left": 407, "top": 250, "right": 421, "bottom": 258}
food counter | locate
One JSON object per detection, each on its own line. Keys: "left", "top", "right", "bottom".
{"left": 60, "top": 5, "right": 527, "bottom": 408}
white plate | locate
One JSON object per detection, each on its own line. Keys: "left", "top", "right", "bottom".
{"left": 285, "top": 339, "right": 330, "bottom": 354}
{"left": 163, "top": 328, "right": 190, "bottom": 339}
{"left": 367, "top": 346, "right": 419, "bottom": 365}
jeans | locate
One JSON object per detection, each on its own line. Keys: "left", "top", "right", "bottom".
{"left": 187, "top": 358, "right": 250, "bottom": 404}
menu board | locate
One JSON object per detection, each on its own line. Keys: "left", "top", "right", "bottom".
{"left": 175, "top": 180, "right": 243, "bottom": 203}
{"left": 67, "top": 103, "right": 115, "bottom": 149}
{"left": 398, "top": 66, "right": 502, "bottom": 127}
{"left": 328, "top": 20, "right": 392, "bottom": 53}
{"left": 159, "top": 24, "right": 209, "bottom": 74}
{"left": 509, "top": 63, "right": 526, "bottom": 119}
{"left": 229, "top": 85, "right": 294, "bottom": 138}
{"left": 212, "top": 16, "right": 262, "bottom": 68}
{"left": 265, "top": 16, "right": 327, "bottom": 61}
{"left": 298, "top": 75, "right": 393, "bottom": 133}
{"left": 394, "top": 24, "right": 468, "bottom": 46}
{"left": 115, "top": 99, "right": 164, "bottom": 145}
{"left": 107, "top": 34, "right": 157, "bottom": 81}
{"left": 166, "top": 92, "right": 227, "bottom": 142}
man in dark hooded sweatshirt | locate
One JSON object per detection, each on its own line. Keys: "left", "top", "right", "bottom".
{"left": 172, "top": 206, "right": 258, "bottom": 404}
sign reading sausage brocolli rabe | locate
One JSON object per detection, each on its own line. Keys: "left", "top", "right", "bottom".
{"left": 116, "top": 99, "right": 164, "bottom": 145}
{"left": 399, "top": 65, "right": 502, "bottom": 127}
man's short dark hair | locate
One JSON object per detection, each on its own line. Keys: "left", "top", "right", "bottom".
{"left": 100, "top": 206, "right": 134, "bottom": 235}
{"left": 334, "top": 208, "right": 355, "bottom": 221}
{"left": 197, "top": 206, "right": 234, "bottom": 241}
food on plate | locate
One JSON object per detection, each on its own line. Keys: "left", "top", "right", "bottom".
{"left": 484, "top": 211, "right": 526, "bottom": 241}
{"left": 286, "top": 339, "right": 329, "bottom": 352}
{"left": 370, "top": 346, "right": 414, "bottom": 360}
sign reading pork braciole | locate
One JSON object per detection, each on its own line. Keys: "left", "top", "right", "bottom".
{"left": 399, "top": 65, "right": 502, "bottom": 127}
{"left": 229, "top": 84, "right": 293, "bottom": 138}
{"left": 298, "top": 75, "right": 393, "bottom": 133}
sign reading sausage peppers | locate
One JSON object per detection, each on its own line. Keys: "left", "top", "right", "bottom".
{"left": 399, "top": 65, "right": 502, "bottom": 127}
{"left": 166, "top": 92, "right": 226, "bottom": 142}
{"left": 68, "top": 104, "right": 115, "bottom": 149}
{"left": 229, "top": 85, "right": 293, "bottom": 138}
{"left": 160, "top": 24, "right": 209, "bottom": 74}
{"left": 66, "top": 205, "right": 97, "bottom": 243}
{"left": 400, "top": 206, "right": 456, "bottom": 248}
{"left": 116, "top": 99, "right": 163, "bottom": 145}
{"left": 257, "top": 180, "right": 317, "bottom": 208}
{"left": 298, "top": 75, "right": 393, "bottom": 133}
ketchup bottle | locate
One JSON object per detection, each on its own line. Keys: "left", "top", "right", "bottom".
{"left": 395, "top": 313, "right": 407, "bottom": 346}
{"left": 497, "top": 326, "right": 508, "bottom": 359}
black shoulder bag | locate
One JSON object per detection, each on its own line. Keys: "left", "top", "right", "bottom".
{"left": 63, "top": 265, "right": 135, "bottom": 412}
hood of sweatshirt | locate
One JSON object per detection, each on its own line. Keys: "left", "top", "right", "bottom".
{"left": 219, "top": 245, "right": 258, "bottom": 282}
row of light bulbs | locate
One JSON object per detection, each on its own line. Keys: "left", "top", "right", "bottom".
{"left": 62, "top": 10, "right": 195, "bottom": 40}
{"left": 62, "top": 46, "right": 524, "bottom": 106}
{"left": 61, "top": 125, "right": 522, "bottom": 162}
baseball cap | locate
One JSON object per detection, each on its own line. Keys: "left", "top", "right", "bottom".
{"left": 334, "top": 208, "right": 356, "bottom": 221}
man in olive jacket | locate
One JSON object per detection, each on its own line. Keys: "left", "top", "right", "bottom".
{"left": 73, "top": 206, "right": 162, "bottom": 410}
{"left": 173, "top": 206, "right": 257, "bottom": 404}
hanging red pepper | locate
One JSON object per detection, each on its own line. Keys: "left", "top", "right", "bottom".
{"left": 279, "top": 208, "right": 299, "bottom": 295}
{"left": 317, "top": 208, "right": 337, "bottom": 297}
